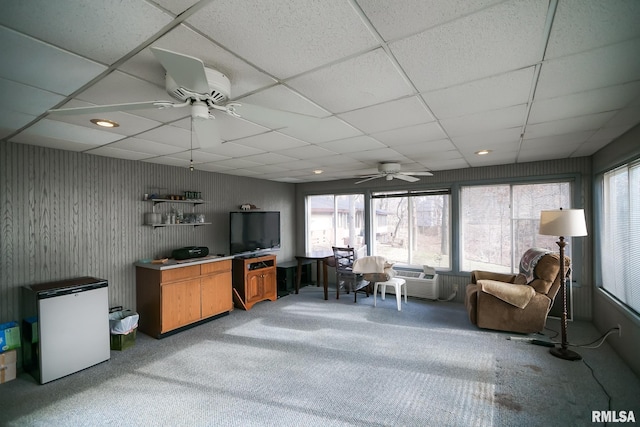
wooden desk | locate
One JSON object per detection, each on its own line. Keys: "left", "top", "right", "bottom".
{"left": 295, "top": 250, "right": 333, "bottom": 300}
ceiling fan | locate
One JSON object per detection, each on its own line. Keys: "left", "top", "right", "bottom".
{"left": 355, "top": 162, "right": 433, "bottom": 184}
{"left": 47, "top": 47, "right": 320, "bottom": 148}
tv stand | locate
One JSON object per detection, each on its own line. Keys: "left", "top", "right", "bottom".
{"left": 232, "top": 254, "right": 277, "bottom": 310}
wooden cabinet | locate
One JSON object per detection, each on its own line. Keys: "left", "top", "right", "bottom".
{"left": 136, "top": 259, "right": 232, "bottom": 338}
{"left": 232, "top": 255, "right": 277, "bottom": 310}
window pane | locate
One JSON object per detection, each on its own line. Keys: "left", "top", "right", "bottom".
{"left": 372, "top": 193, "right": 450, "bottom": 268}
{"left": 306, "top": 194, "right": 364, "bottom": 252}
{"left": 602, "top": 163, "right": 640, "bottom": 314}
{"left": 461, "top": 182, "right": 571, "bottom": 273}
{"left": 513, "top": 182, "right": 571, "bottom": 261}
{"left": 461, "top": 185, "right": 511, "bottom": 272}
{"left": 307, "top": 195, "right": 335, "bottom": 252}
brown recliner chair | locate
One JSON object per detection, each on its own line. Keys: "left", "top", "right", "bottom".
{"left": 464, "top": 249, "right": 570, "bottom": 334}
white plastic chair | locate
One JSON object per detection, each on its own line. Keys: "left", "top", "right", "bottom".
{"left": 374, "top": 277, "right": 407, "bottom": 311}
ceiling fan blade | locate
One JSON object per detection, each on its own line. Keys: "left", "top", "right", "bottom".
{"left": 48, "top": 101, "right": 177, "bottom": 116}
{"left": 403, "top": 171, "right": 434, "bottom": 176}
{"left": 231, "top": 103, "right": 322, "bottom": 129}
{"left": 355, "top": 175, "right": 382, "bottom": 184}
{"left": 192, "top": 116, "right": 222, "bottom": 148}
{"left": 393, "top": 174, "right": 420, "bottom": 183}
{"left": 151, "top": 47, "right": 210, "bottom": 94}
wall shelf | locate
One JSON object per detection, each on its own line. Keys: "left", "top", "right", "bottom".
{"left": 148, "top": 198, "right": 206, "bottom": 206}
{"left": 146, "top": 223, "right": 211, "bottom": 229}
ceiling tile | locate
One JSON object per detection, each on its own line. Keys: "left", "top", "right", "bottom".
{"left": 0, "top": 78, "right": 65, "bottom": 116}
{"left": 150, "top": 0, "right": 200, "bottom": 16}
{"left": 0, "top": 27, "right": 106, "bottom": 95}
{"left": 0, "top": 109, "right": 37, "bottom": 138}
{"left": 1, "top": 0, "right": 172, "bottom": 64}
{"left": 520, "top": 131, "right": 594, "bottom": 161}
{"left": 237, "top": 85, "right": 329, "bottom": 118}
{"left": 233, "top": 131, "right": 307, "bottom": 151}
{"left": 358, "top": 0, "right": 504, "bottom": 41}
{"left": 201, "top": 142, "right": 264, "bottom": 158}
{"left": 451, "top": 127, "right": 522, "bottom": 150}
{"left": 279, "top": 117, "right": 362, "bottom": 144}
{"left": 536, "top": 38, "right": 640, "bottom": 99}
{"left": 423, "top": 67, "right": 534, "bottom": 119}
{"left": 545, "top": 0, "right": 640, "bottom": 60}
{"left": 391, "top": 0, "right": 548, "bottom": 92}
{"left": 338, "top": 96, "right": 434, "bottom": 134}
{"left": 466, "top": 150, "right": 519, "bottom": 167}
{"left": 350, "top": 148, "right": 411, "bottom": 163}
{"left": 525, "top": 111, "right": 616, "bottom": 140}
{"left": 14, "top": 119, "right": 124, "bottom": 146}
{"left": 120, "top": 25, "right": 277, "bottom": 98}
{"left": 372, "top": 122, "right": 448, "bottom": 147}
{"left": 136, "top": 125, "right": 192, "bottom": 149}
{"left": 45, "top": 99, "right": 163, "bottom": 136}
{"left": 187, "top": 0, "right": 378, "bottom": 78}
{"left": 440, "top": 104, "right": 527, "bottom": 137}
{"left": 195, "top": 162, "right": 235, "bottom": 173}
{"left": 85, "top": 146, "right": 153, "bottom": 161}
{"left": 209, "top": 158, "right": 263, "bottom": 169}
{"left": 169, "top": 149, "right": 230, "bottom": 164}
{"left": 287, "top": 48, "right": 414, "bottom": 113}
{"left": 317, "top": 136, "right": 386, "bottom": 154}
{"left": 241, "top": 152, "right": 298, "bottom": 165}
{"left": 529, "top": 82, "right": 640, "bottom": 123}
{"left": 392, "top": 138, "right": 457, "bottom": 157}
{"left": 109, "top": 137, "right": 186, "bottom": 156}
{"left": 273, "top": 145, "right": 337, "bottom": 160}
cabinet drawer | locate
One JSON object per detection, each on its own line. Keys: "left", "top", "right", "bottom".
{"left": 201, "top": 260, "right": 231, "bottom": 275}
{"left": 161, "top": 265, "right": 200, "bottom": 282}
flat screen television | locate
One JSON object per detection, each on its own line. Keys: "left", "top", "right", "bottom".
{"left": 229, "top": 211, "right": 281, "bottom": 255}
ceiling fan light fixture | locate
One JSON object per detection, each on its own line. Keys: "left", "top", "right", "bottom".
{"left": 90, "top": 118, "right": 119, "bottom": 128}
{"left": 475, "top": 149, "right": 491, "bottom": 155}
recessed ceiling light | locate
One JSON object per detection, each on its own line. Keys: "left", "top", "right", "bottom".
{"left": 90, "top": 118, "right": 119, "bottom": 128}
{"left": 313, "top": 169, "right": 323, "bottom": 174}
{"left": 475, "top": 149, "right": 491, "bottom": 155}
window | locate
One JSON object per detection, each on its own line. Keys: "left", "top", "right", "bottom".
{"left": 601, "top": 162, "right": 640, "bottom": 314}
{"left": 460, "top": 182, "right": 571, "bottom": 273}
{"left": 372, "top": 190, "right": 451, "bottom": 268}
{"left": 306, "top": 194, "right": 364, "bottom": 252}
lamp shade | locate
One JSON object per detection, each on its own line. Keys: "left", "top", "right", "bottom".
{"left": 539, "top": 209, "right": 588, "bottom": 237}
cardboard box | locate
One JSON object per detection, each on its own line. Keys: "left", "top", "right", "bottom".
{"left": 0, "top": 321, "right": 21, "bottom": 352}
{"left": 110, "top": 328, "right": 136, "bottom": 351}
{"left": 0, "top": 349, "right": 17, "bottom": 384}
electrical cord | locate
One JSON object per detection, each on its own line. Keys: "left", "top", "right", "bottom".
{"left": 568, "top": 327, "right": 620, "bottom": 349}
{"left": 583, "top": 358, "right": 612, "bottom": 414}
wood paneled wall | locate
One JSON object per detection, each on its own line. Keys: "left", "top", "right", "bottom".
{"left": 0, "top": 142, "right": 295, "bottom": 323}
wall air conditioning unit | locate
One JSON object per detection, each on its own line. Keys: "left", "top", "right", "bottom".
{"left": 389, "top": 265, "right": 439, "bottom": 300}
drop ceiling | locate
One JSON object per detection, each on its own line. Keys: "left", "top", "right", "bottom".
{"left": 1, "top": 0, "right": 639, "bottom": 183}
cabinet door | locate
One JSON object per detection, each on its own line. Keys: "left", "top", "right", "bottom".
{"left": 201, "top": 271, "right": 232, "bottom": 318}
{"left": 161, "top": 278, "right": 201, "bottom": 332}
{"left": 263, "top": 268, "right": 277, "bottom": 300}
{"left": 246, "top": 271, "right": 264, "bottom": 305}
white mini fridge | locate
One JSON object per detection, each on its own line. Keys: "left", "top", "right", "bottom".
{"left": 23, "top": 277, "right": 110, "bottom": 384}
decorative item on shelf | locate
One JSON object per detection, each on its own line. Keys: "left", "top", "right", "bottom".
{"left": 538, "top": 208, "right": 588, "bottom": 361}
{"left": 240, "top": 204, "right": 258, "bottom": 210}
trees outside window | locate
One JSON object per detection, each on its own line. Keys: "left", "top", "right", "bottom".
{"left": 306, "top": 194, "right": 364, "bottom": 252}
{"left": 460, "top": 182, "right": 571, "bottom": 273}
{"left": 372, "top": 191, "right": 450, "bottom": 268}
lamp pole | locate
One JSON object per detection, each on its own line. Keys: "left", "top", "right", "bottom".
{"left": 549, "top": 236, "right": 581, "bottom": 361}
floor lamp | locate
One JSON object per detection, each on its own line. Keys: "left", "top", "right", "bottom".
{"left": 539, "top": 208, "right": 588, "bottom": 361}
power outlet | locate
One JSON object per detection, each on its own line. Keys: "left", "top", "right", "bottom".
{"left": 617, "top": 324, "right": 622, "bottom": 338}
